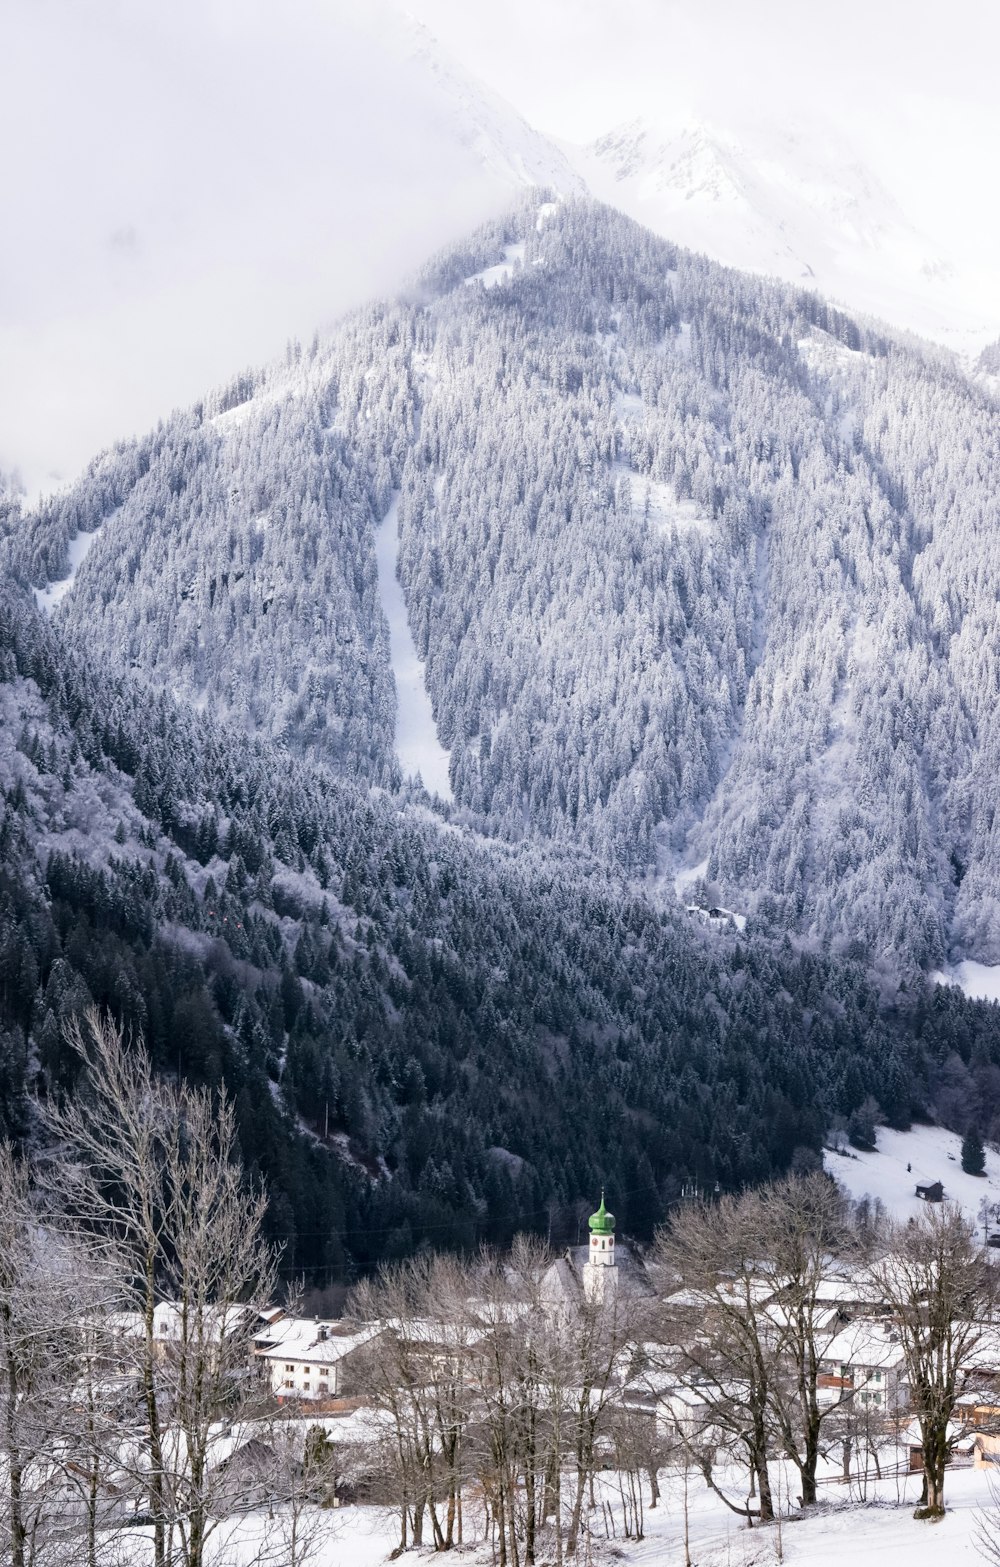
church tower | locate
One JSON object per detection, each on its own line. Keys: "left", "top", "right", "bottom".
{"left": 583, "top": 1192, "right": 617, "bottom": 1303}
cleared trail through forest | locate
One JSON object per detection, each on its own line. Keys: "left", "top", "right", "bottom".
{"left": 375, "top": 493, "right": 453, "bottom": 800}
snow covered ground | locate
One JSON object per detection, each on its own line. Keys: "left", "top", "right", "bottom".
{"left": 463, "top": 240, "right": 526, "bottom": 288}
{"left": 610, "top": 1461, "right": 991, "bottom": 1567}
{"left": 825, "top": 1122, "right": 1000, "bottom": 1229}
{"left": 33, "top": 523, "right": 105, "bottom": 614}
{"left": 374, "top": 496, "right": 453, "bottom": 800}
{"left": 188, "top": 1457, "right": 995, "bottom": 1566}
{"left": 674, "top": 857, "right": 710, "bottom": 897}
{"left": 934, "top": 961, "right": 1000, "bottom": 1005}
{"left": 613, "top": 462, "right": 713, "bottom": 539}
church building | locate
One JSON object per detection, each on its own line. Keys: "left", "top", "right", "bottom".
{"left": 540, "top": 1192, "right": 654, "bottom": 1320}
{"left": 583, "top": 1192, "right": 617, "bottom": 1303}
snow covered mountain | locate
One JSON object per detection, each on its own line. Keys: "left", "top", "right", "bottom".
{"left": 396, "top": 16, "right": 584, "bottom": 197}
{"left": 572, "top": 115, "right": 997, "bottom": 354}
{"left": 12, "top": 195, "right": 1000, "bottom": 978}
{"left": 12, "top": 196, "right": 1000, "bottom": 1262}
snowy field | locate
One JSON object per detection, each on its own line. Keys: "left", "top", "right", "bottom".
{"left": 374, "top": 495, "right": 453, "bottom": 800}
{"left": 593, "top": 1461, "right": 993, "bottom": 1567}
{"left": 158, "top": 1457, "right": 995, "bottom": 1567}
{"left": 935, "top": 961, "right": 1000, "bottom": 1004}
{"left": 825, "top": 1122, "right": 1000, "bottom": 1229}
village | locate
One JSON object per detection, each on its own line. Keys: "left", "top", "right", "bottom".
{"left": 6, "top": 1013, "right": 1000, "bottom": 1567}
{"left": 69, "top": 1174, "right": 1000, "bottom": 1567}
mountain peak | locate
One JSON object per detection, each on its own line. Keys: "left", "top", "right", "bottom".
{"left": 573, "top": 110, "right": 985, "bottom": 348}
{"left": 393, "top": 12, "right": 585, "bottom": 194}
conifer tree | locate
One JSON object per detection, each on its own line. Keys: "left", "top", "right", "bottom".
{"left": 962, "top": 1126, "right": 986, "bottom": 1176}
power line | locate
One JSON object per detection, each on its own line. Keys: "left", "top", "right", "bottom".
{"left": 265, "top": 1171, "right": 710, "bottom": 1251}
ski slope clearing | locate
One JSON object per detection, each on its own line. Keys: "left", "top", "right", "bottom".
{"left": 613, "top": 462, "right": 713, "bottom": 539}
{"left": 374, "top": 495, "right": 453, "bottom": 800}
{"left": 33, "top": 523, "right": 105, "bottom": 615}
{"left": 825, "top": 1122, "right": 1000, "bottom": 1227}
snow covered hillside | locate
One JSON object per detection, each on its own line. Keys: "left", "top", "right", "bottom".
{"left": 32, "top": 521, "right": 105, "bottom": 615}
{"left": 935, "top": 962, "right": 1000, "bottom": 1005}
{"left": 16, "top": 196, "right": 1000, "bottom": 969}
{"left": 826, "top": 1124, "right": 1000, "bottom": 1229}
{"left": 573, "top": 114, "right": 999, "bottom": 355}
{"left": 210, "top": 1459, "right": 1000, "bottom": 1567}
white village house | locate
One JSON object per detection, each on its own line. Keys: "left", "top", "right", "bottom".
{"left": 253, "top": 1315, "right": 384, "bottom": 1402}
{"left": 816, "top": 1319, "right": 908, "bottom": 1412}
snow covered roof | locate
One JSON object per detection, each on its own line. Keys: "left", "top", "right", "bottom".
{"left": 821, "top": 1318, "right": 907, "bottom": 1371}
{"left": 960, "top": 1328, "right": 1000, "bottom": 1375}
{"left": 109, "top": 1302, "right": 251, "bottom": 1343}
{"left": 759, "top": 1300, "right": 844, "bottom": 1337}
{"left": 257, "top": 1319, "right": 384, "bottom": 1366}
{"left": 663, "top": 1276, "right": 776, "bottom": 1312}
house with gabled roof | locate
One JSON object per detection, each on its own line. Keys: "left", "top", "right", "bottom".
{"left": 255, "top": 1317, "right": 384, "bottom": 1403}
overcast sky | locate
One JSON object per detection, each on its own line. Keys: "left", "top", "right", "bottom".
{"left": 4, "top": 0, "right": 998, "bottom": 497}
{"left": 1, "top": 0, "right": 505, "bottom": 495}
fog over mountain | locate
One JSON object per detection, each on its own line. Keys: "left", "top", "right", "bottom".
{"left": 0, "top": 1, "right": 578, "bottom": 499}
{"left": 8, "top": 0, "right": 1000, "bottom": 500}
{"left": 572, "top": 114, "right": 997, "bottom": 355}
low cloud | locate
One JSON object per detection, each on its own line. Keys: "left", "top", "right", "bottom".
{"left": 1, "top": 0, "right": 509, "bottom": 496}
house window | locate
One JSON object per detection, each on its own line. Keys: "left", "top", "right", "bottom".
{"left": 284, "top": 1379, "right": 294, "bottom": 1389}
{"left": 303, "top": 1382, "right": 310, "bottom": 1392}
{"left": 302, "top": 1366, "right": 311, "bottom": 1374}
{"left": 873, "top": 1370, "right": 882, "bottom": 1382}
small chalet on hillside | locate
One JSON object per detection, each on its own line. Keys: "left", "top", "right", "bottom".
{"left": 916, "top": 1180, "right": 944, "bottom": 1202}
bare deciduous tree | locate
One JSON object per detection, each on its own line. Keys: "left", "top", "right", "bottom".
{"left": 41, "top": 1007, "right": 282, "bottom": 1567}
{"left": 653, "top": 1195, "right": 778, "bottom": 1523}
{"left": 654, "top": 1175, "right": 869, "bottom": 1520}
{"left": 0, "top": 1142, "right": 123, "bottom": 1567}
{"left": 868, "top": 1201, "right": 998, "bottom": 1519}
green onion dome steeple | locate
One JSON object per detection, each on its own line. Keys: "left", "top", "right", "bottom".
{"left": 588, "top": 1192, "right": 616, "bottom": 1235}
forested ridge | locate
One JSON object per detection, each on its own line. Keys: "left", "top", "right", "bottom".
{"left": 8, "top": 197, "right": 1000, "bottom": 964}
{"left": 1, "top": 584, "right": 1000, "bottom": 1281}
{"left": 5, "top": 198, "right": 1000, "bottom": 1276}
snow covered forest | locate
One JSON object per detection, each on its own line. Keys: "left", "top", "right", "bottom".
{"left": 7, "top": 196, "right": 1000, "bottom": 1273}
{"left": 9, "top": 197, "right": 1000, "bottom": 969}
